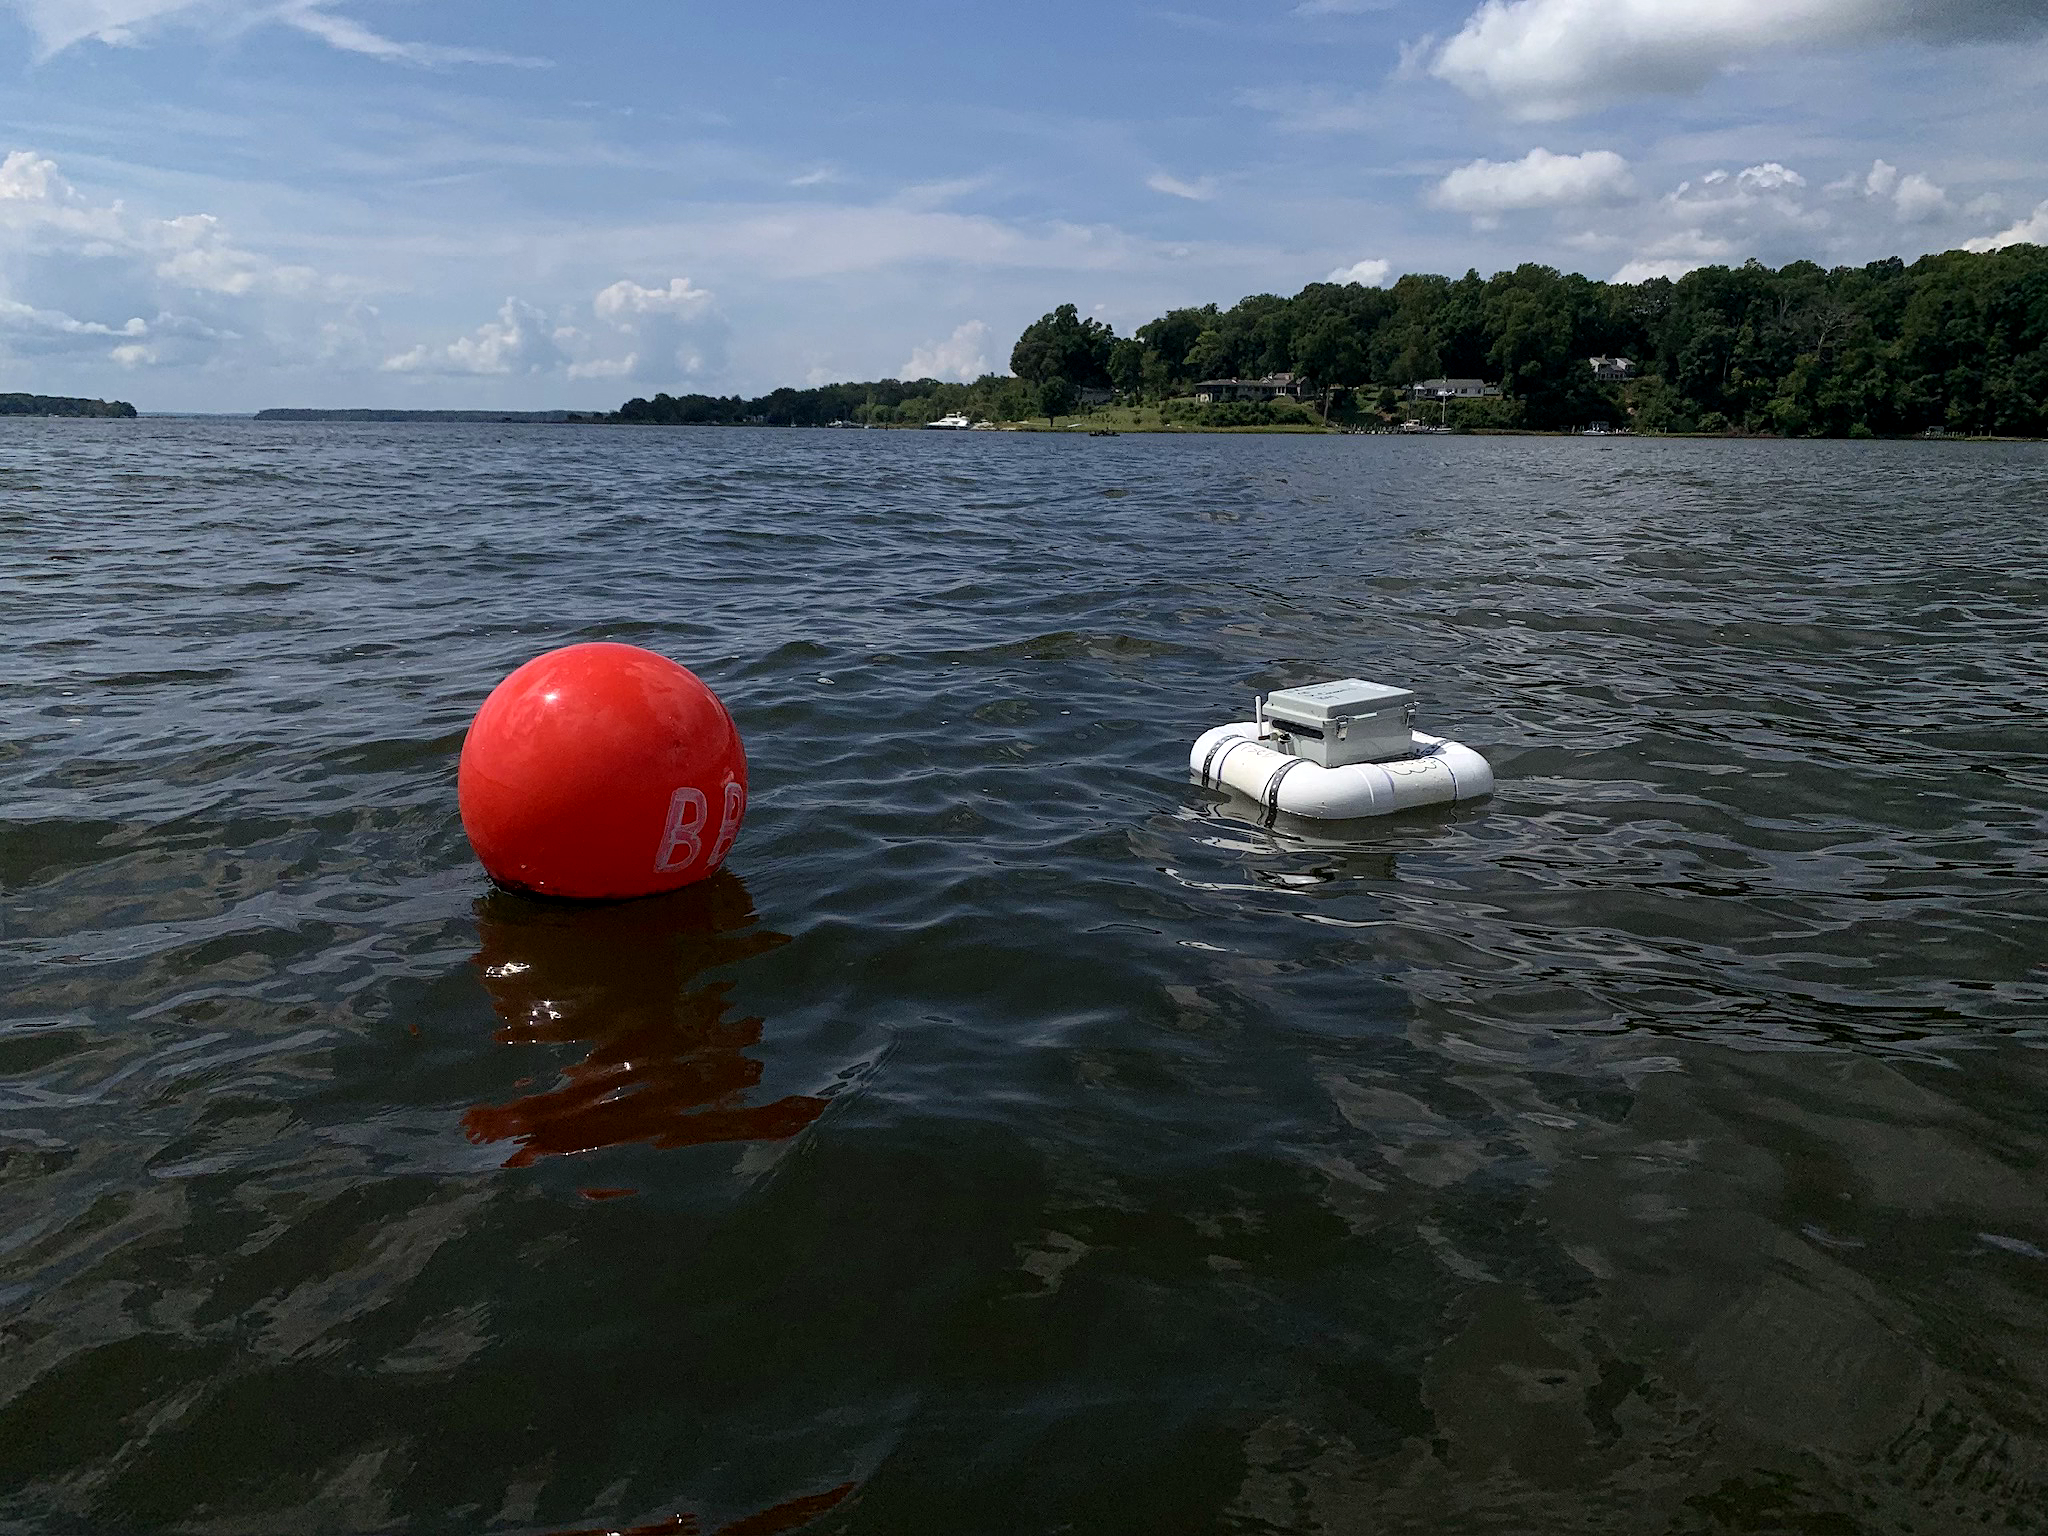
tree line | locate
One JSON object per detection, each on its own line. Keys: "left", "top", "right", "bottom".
{"left": 613, "top": 242, "right": 2048, "bottom": 436}
{"left": 1, "top": 393, "right": 138, "bottom": 418}
{"left": 616, "top": 375, "right": 1048, "bottom": 429}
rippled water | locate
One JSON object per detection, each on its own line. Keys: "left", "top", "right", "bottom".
{"left": 4, "top": 419, "right": 2046, "bottom": 1534}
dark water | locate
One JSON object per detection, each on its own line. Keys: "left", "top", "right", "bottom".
{"left": 4, "top": 420, "right": 2047, "bottom": 1535}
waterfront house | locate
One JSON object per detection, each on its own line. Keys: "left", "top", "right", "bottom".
{"left": 1589, "top": 356, "right": 1635, "bottom": 382}
{"left": 1409, "top": 378, "right": 1499, "bottom": 399}
{"left": 1194, "top": 373, "right": 1306, "bottom": 404}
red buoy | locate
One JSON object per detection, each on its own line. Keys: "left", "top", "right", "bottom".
{"left": 458, "top": 642, "right": 747, "bottom": 900}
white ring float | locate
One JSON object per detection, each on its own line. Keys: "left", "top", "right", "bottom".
{"left": 1191, "top": 723, "right": 1493, "bottom": 823}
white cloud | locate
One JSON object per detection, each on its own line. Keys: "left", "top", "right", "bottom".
{"left": 1829, "top": 158, "right": 1957, "bottom": 223}
{"left": 0, "top": 148, "right": 332, "bottom": 373}
{"left": 4, "top": 0, "right": 546, "bottom": 66}
{"left": 582, "top": 276, "right": 727, "bottom": 383}
{"left": 0, "top": 150, "right": 124, "bottom": 242}
{"left": 1738, "top": 163, "right": 1805, "bottom": 192}
{"left": 382, "top": 297, "right": 564, "bottom": 375}
{"left": 1147, "top": 172, "right": 1217, "bottom": 201}
{"left": 151, "top": 212, "right": 319, "bottom": 297}
{"left": 1965, "top": 200, "right": 2048, "bottom": 251}
{"left": 1429, "top": 0, "right": 2048, "bottom": 120}
{"left": 593, "top": 276, "right": 713, "bottom": 322}
{"left": 5, "top": 0, "right": 198, "bottom": 56}
{"left": 1326, "top": 257, "right": 1393, "bottom": 285}
{"left": 1892, "top": 171, "right": 1950, "bottom": 223}
{"left": 0, "top": 296, "right": 147, "bottom": 354}
{"left": 1605, "top": 163, "right": 1823, "bottom": 282}
{"left": 565, "top": 354, "right": 633, "bottom": 380}
{"left": 1662, "top": 164, "right": 1815, "bottom": 225}
{"left": 900, "top": 319, "right": 990, "bottom": 382}
{"left": 0, "top": 148, "right": 66, "bottom": 202}
{"left": 1611, "top": 258, "right": 1702, "bottom": 284}
{"left": 1431, "top": 147, "right": 1634, "bottom": 217}
{"left": 1600, "top": 148, "right": 1990, "bottom": 281}
{"left": 0, "top": 282, "right": 236, "bottom": 366}
{"left": 281, "top": 4, "right": 546, "bottom": 67}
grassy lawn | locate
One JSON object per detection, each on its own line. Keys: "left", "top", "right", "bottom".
{"left": 1001, "top": 404, "right": 1333, "bottom": 433}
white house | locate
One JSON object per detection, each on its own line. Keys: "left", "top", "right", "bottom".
{"left": 1409, "top": 378, "right": 1498, "bottom": 399}
{"left": 1589, "top": 356, "right": 1635, "bottom": 382}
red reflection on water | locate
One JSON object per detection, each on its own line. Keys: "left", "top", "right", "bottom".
{"left": 715, "top": 1483, "right": 859, "bottom": 1536}
{"left": 550, "top": 1481, "right": 857, "bottom": 1536}
{"left": 464, "top": 874, "right": 827, "bottom": 1169}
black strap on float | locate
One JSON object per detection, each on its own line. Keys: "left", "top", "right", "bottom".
{"left": 1199, "top": 735, "right": 1233, "bottom": 788}
{"left": 1200, "top": 733, "right": 1259, "bottom": 789}
{"left": 1262, "top": 757, "right": 1308, "bottom": 826}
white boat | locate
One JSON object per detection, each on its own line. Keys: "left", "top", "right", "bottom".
{"left": 923, "top": 412, "right": 973, "bottom": 430}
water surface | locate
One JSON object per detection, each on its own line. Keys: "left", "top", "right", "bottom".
{"left": 3, "top": 421, "right": 2046, "bottom": 1533}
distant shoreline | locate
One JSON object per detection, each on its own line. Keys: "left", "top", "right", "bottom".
{"left": 251, "top": 408, "right": 603, "bottom": 423}
{"left": 2, "top": 392, "right": 137, "bottom": 419}
{"left": 226, "top": 412, "right": 2041, "bottom": 441}
{"left": 15, "top": 404, "right": 2032, "bottom": 442}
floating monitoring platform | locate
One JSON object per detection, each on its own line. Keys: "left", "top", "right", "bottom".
{"left": 1191, "top": 678, "right": 1492, "bottom": 823}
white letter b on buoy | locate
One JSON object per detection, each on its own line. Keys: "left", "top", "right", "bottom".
{"left": 655, "top": 786, "right": 709, "bottom": 873}
{"left": 706, "top": 781, "right": 745, "bottom": 869}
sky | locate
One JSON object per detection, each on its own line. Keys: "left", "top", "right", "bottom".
{"left": 3, "top": 0, "right": 2046, "bottom": 413}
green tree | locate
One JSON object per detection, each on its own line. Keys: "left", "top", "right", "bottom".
{"left": 1011, "top": 304, "right": 1116, "bottom": 388}
{"left": 1038, "top": 376, "right": 1078, "bottom": 426}
{"left": 1135, "top": 306, "right": 1215, "bottom": 389}
{"left": 611, "top": 242, "right": 2048, "bottom": 440}
{"left": 1184, "top": 327, "right": 1233, "bottom": 383}
{"left": 1292, "top": 314, "right": 1367, "bottom": 423}
{"left": 1107, "top": 337, "right": 1145, "bottom": 399}
{"left": 0, "top": 393, "right": 139, "bottom": 418}
{"left": 1140, "top": 351, "right": 1175, "bottom": 399}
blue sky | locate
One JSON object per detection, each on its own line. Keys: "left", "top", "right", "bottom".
{"left": 3, "top": 0, "right": 2045, "bottom": 412}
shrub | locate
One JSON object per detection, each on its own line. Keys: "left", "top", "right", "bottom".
{"left": 1163, "top": 396, "right": 1318, "bottom": 427}
{"left": 1447, "top": 395, "right": 1525, "bottom": 431}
